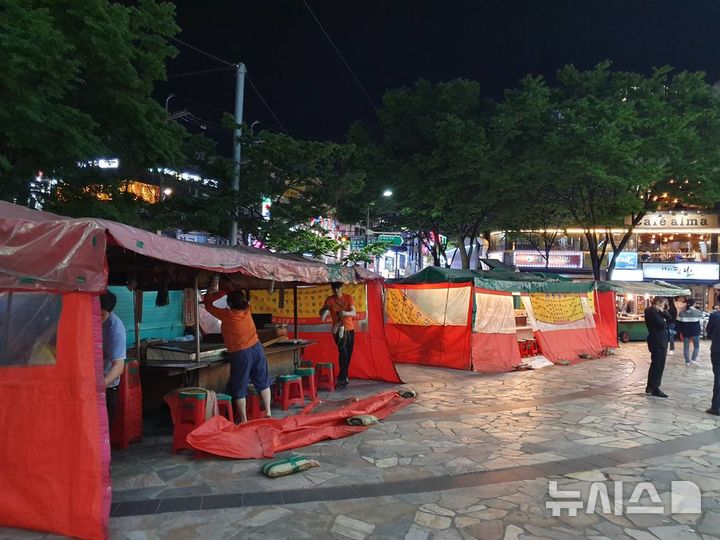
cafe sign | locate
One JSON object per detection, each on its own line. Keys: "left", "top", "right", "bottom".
{"left": 632, "top": 211, "right": 718, "bottom": 229}
{"left": 642, "top": 263, "right": 720, "bottom": 281}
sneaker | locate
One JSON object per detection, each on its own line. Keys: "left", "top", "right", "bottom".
{"left": 706, "top": 408, "right": 720, "bottom": 416}
{"left": 668, "top": 350, "right": 674, "bottom": 355}
{"left": 650, "top": 389, "right": 669, "bottom": 398}
{"left": 645, "top": 387, "right": 652, "bottom": 395}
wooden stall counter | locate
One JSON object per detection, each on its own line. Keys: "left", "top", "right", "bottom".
{"left": 140, "top": 338, "right": 316, "bottom": 411}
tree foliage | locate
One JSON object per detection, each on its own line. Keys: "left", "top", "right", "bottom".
{"left": 0, "top": 0, "right": 186, "bottom": 203}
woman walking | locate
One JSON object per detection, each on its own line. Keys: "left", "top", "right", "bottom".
{"left": 677, "top": 298, "right": 703, "bottom": 366}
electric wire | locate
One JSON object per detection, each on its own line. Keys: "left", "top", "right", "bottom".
{"left": 300, "top": 0, "right": 378, "bottom": 112}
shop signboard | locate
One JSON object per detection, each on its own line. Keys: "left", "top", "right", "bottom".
{"left": 513, "top": 250, "right": 584, "bottom": 269}
{"left": 608, "top": 269, "right": 644, "bottom": 281}
{"left": 631, "top": 211, "right": 719, "bottom": 229}
{"left": 607, "top": 251, "right": 638, "bottom": 269}
{"left": 642, "top": 262, "right": 720, "bottom": 281}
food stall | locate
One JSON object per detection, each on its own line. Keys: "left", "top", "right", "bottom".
{"left": 600, "top": 281, "right": 691, "bottom": 342}
{"left": 0, "top": 201, "right": 399, "bottom": 540}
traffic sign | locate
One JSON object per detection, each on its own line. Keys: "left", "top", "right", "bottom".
{"left": 350, "top": 236, "right": 366, "bottom": 249}
{"left": 377, "top": 234, "right": 403, "bottom": 246}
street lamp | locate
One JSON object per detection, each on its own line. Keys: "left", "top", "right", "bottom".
{"left": 364, "top": 189, "right": 393, "bottom": 269}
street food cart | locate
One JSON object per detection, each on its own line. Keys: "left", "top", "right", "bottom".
{"left": 599, "top": 281, "right": 691, "bottom": 342}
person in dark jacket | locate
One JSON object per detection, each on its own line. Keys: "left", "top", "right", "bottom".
{"left": 703, "top": 306, "right": 720, "bottom": 415}
{"left": 665, "top": 298, "right": 678, "bottom": 355}
{"left": 677, "top": 298, "right": 703, "bottom": 366}
{"left": 644, "top": 296, "right": 669, "bottom": 398}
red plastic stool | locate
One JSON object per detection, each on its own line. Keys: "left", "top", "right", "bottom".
{"left": 217, "top": 393, "right": 234, "bottom": 423}
{"left": 273, "top": 374, "right": 305, "bottom": 410}
{"left": 172, "top": 390, "right": 207, "bottom": 454}
{"left": 246, "top": 385, "right": 265, "bottom": 421}
{"left": 316, "top": 362, "right": 335, "bottom": 392}
{"left": 295, "top": 367, "right": 317, "bottom": 401}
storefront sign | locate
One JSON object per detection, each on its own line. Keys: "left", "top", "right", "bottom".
{"left": 632, "top": 211, "right": 718, "bottom": 229}
{"left": 642, "top": 263, "right": 720, "bottom": 281}
{"left": 513, "top": 250, "right": 584, "bottom": 269}
{"left": 608, "top": 251, "right": 638, "bottom": 269}
{"left": 608, "top": 269, "right": 644, "bottom": 281}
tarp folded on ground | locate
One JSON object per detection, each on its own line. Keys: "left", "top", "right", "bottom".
{"left": 186, "top": 391, "right": 414, "bottom": 459}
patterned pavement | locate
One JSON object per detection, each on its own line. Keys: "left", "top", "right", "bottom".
{"left": 2, "top": 342, "right": 719, "bottom": 539}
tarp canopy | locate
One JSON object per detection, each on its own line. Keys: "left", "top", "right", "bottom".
{"left": 0, "top": 201, "right": 379, "bottom": 293}
{"left": 390, "top": 266, "right": 593, "bottom": 293}
{"left": 596, "top": 280, "right": 691, "bottom": 297}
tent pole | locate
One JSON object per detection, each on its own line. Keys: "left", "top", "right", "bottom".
{"left": 194, "top": 274, "right": 201, "bottom": 362}
{"left": 133, "top": 289, "right": 142, "bottom": 362}
{"left": 293, "top": 285, "right": 299, "bottom": 339}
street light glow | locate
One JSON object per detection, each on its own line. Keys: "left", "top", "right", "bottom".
{"left": 382, "top": 189, "right": 393, "bottom": 197}
{"left": 163, "top": 188, "right": 173, "bottom": 196}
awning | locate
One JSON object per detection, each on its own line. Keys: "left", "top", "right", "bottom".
{"left": 0, "top": 201, "right": 380, "bottom": 293}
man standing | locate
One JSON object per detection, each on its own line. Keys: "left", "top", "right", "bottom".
{"left": 644, "top": 296, "right": 669, "bottom": 398}
{"left": 202, "top": 290, "right": 272, "bottom": 423}
{"left": 100, "top": 292, "right": 127, "bottom": 428}
{"left": 320, "top": 282, "right": 357, "bottom": 388}
{"left": 702, "top": 306, "right": 720, "bottom": 416}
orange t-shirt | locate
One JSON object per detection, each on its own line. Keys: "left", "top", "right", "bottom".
{"left": 203, "top": 292, "right": 260, "bottom": 352}
{"left": 322, "top": 293, "right": 355, "bottom": 331}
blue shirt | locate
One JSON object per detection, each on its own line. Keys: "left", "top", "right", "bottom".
{"left": 103, "top": 312, "right": 126, "bottom": 388}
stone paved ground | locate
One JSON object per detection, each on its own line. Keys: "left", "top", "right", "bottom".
{"left": 2, "top": 342, "right": 720, "bottom": 539}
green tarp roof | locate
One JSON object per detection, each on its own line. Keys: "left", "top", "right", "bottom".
{"left": 390, "top": 267, "right": 693, "bottom": 296}
{"left": 595, "top": 280, "right": 692, "bottom": 297}
{"left": 388, "top": 267, "right": 594, "bottom": 293}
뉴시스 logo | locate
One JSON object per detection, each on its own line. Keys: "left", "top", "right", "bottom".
{"left": 546, "top": 480, "right": 702, "bottom": 517}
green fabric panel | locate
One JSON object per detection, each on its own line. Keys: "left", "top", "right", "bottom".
{"left": 108, "top": 286, "right": 186, "bottom": 346}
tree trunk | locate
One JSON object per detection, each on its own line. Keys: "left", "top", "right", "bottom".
{"left": 606, "top": 212, "right": 646, "bottom": 276}
{"left": 585, "top": 232, "right": 602, "bottom": 281}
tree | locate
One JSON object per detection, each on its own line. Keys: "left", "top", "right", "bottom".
{"left": 499, "top": 63, "right": 720, "bottom": 279}
{"left": 350, "top": 79, "right": 505, "bottom": 269}
{"left": 0, "top": 0, "right": 186, "bottom": 204}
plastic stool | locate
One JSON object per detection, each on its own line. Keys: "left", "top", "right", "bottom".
{"left": 316, "top": 362, "right": 335, "bottom": 392}
{"left": 217, "top": 393, "right": 234, "bottom": 423}
{"left": 246, "top": 385, "right": 265, "bottom": 421}
{"left": 295, "top": 367, "right": 317, "bottom": 401}
{"left": 172, "top": 390, "right": 206, "bottom": 454}
{"left": 273, "top": 374, "right": 304, "bottom": 410}
{"left": 299, "top": 360, "right": 314, "bottom": 368}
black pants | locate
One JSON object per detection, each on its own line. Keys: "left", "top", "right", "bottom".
{"left": 106, "top": 386, "right": 119, "bottom": 430}
{"left": 711, "top": 351, "right": 720, "bottom": 412}
{"left": 647, "top": 346, "right": 667, "bottom": 391}
{"left": 336, "top": 330, "right": 355, "bottom": 383}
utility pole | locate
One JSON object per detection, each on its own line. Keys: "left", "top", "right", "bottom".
{"left": 229, "top": 63, "right": 247, "bottom": 246}
{"left": 365, "top": 205, "right": 371, "bottom": 269}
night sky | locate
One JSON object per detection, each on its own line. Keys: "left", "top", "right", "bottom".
{"left": 159, "top": 0, "right": 720, "bottom": 152}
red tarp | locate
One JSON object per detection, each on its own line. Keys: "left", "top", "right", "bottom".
{"left": 594, "top": 290, "right": 619, "bottom": 349}
{"left": 0, "top": 201, "right": 381, "bottom": 293}
{"left": 0, "top": 294, "right": 109, "bottom": 540}
{"left": 186, "top": 390, "right": 414, "bottom": 459}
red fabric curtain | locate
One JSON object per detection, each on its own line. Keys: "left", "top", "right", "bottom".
{"left": 593, "top": 291, "right": 619, "bottom": 349}
{"left": 0, "top": 293, "right": 109, "bottom": 539}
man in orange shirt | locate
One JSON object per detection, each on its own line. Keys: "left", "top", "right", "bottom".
{"left": 203, "top": 290, "right": 272, "bottom": 422}
{"left": 320, "top": 282, "right": 357, "bottom": 388}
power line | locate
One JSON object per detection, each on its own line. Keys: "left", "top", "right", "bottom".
{"left": 171, "top": 95, "right": 231, "bottom": 115}
{"left": 170, "top": 36, "right": 234, "bottom": 67}
{"left": 301, "top": 0, "right": 378, "bottom": 113}
{"left": 246, "top": 75, "right": 289, "bottom": 134}
{"left": 167, "top": 66, "right": 233, "bottom": 79}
